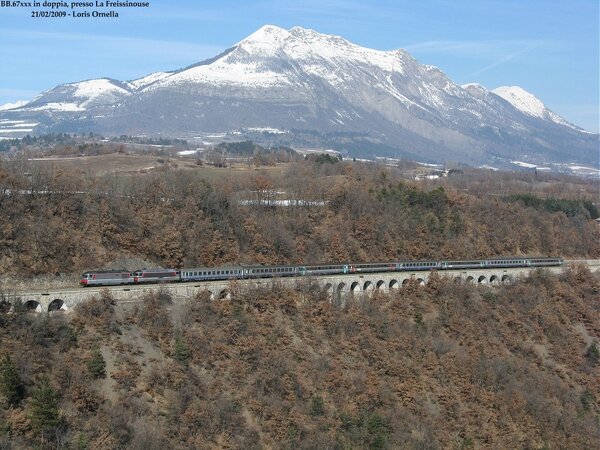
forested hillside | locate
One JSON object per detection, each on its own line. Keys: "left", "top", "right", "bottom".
{"left": 0, "top": 267, "right": 598, "bottom": 448}
{"left": 0, "top": 156, "right": 597, "bottom": 282}
{"left": 0, "top": 152, "right": 598, "bottom": 448}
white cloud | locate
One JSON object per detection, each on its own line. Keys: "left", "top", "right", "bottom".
{"left": 404, "top": 39, "right": 557, "bottom": 58}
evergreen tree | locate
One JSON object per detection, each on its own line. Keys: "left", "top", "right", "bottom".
{"left": 585, "top": 342, "right": 599, "bottom": 366}
{"left": 87, "top": 347, "right": 106, "bottom": 379}
{"left": 309, "top": 395, "right": 325, "bottom": 416}
{"left": 28, "top": 378, "right": 63, "bottom": 439}
{"left": 0, "top": 353, "right": 24, "bottom": 407}
{"left": 174, "top": 335, "right": 190, "bottom": 366}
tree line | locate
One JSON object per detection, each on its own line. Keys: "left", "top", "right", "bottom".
{"left": 0, "top": 157, "right": 597, "bottom": 279}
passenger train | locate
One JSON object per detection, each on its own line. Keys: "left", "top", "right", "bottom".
{"left": 79, "top": 257, "right": 564, "bottom": 287}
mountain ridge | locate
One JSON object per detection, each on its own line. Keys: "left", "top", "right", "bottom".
{"left": 1, "top": 25, "right": 597, "bottom": 166}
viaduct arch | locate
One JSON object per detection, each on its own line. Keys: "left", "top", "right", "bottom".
{"left": 2, "top": 261, "right": 597, "bottom": 313}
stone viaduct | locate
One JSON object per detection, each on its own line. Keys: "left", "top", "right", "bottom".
{"left": 1, "top": 260, "right": 597, "bottom": 313}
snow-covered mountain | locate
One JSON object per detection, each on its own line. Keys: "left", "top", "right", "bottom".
{"left": 1, "top": 25, "right": 597, "bottom": 166}
{"left": 22, "top": 78, "right": 133, "bottom": 112}
{"left": 0, "top": 100, "right": 29, "bottom": 111}
{"left": 129, "top": 71, "right": 173, "bottom": 90}
{"left": 491, "top": 85, "right": 583, "bottom": 131}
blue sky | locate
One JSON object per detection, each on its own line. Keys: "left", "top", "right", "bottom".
{"left": 0, "top": 0, "right": 598, "bottom": 131}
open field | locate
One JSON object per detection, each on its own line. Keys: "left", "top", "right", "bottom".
{"left": 27, "top": 153, "right": 289, "bottom": 179}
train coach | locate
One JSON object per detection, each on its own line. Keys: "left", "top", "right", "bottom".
{"left": 80, "top": 257, "right": 563, "bottom": 287}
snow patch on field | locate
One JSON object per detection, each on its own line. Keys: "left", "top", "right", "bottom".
{"left": 177, "top": 150, "right": 199, "bottom": 156}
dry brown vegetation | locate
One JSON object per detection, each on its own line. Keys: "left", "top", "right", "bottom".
{"left": 0, "top": 267, "right": 598, "bottom": 449}
{"left": 0, "top": 157, "right": 598, "bottom": 282}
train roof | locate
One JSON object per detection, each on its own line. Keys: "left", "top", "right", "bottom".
{"left": 82, "top": 269, "right": 130, "bottom": 274}
{"left": 134, "top": 268, "right": 179, "bottom": 273}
